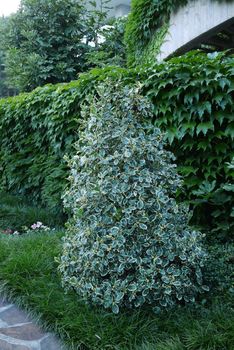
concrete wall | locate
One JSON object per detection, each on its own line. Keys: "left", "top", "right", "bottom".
{"left": 158, "top": 0, "right": 234, "bottom": 60}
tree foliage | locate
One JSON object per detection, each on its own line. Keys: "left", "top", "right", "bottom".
{"left": 86, "top": 16, "right": 127, "bottom": 68}
{"left": 2, "top": 0, "right": 109, "bottom": 92}
{"left": 0, "top": 16, "right": 16, "bottom": 97}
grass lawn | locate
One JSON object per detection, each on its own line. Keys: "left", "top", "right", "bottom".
{"left": 0, "top": 194, "right": 233, "bottom": 349}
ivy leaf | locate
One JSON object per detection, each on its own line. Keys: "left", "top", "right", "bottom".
{"left": 165, "top": 127, "right": 177, "bottom": 144}
{"left": 213, "top": 93, "right": 223, "bottom": 105}
{"left": 219, "top": 78, "right": 230, "bottom": 90}
{"left": 195, "top": 101, "right": 212, "bottom": 118}
{"left": 215, "top": 143, "right": 227, "bottom": 154}
{"left": 222, "top": 184, "right": 234, "bottom": 192}
{"left": 193, "top": 181, "right": 216, "bottom": 196}
{"left": 178, "top": 166, "right": 198, "bottom": 176}
{"left": 196, "top": 121, "right": 214, "bottom": 135}
{"left": 180, "top": 122, "right": 196, "bottom": 136}
{"left": 225, "top": 122, "right": 234, "bottom": 139}
{"left": 214, "top": 112, "right": 225, "bottom": 126}
{"left": 197, "top": 140, "right": 210, "bottom": 151}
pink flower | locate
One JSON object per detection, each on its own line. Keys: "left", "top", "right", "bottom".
{"left": 31, "top": 221, "right": 43, "bottom": 230}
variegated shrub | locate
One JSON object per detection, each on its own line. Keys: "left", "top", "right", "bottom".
{"left": 59, "top": 82, "right": 207, "bottom": 313}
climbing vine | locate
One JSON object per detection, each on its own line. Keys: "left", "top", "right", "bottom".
{"left": 125, "top": 0, "right": 233, "bottom": 65}
{"left": 124, "top": 0, "right": 188, "bottom": 65}
{"left": 143, "top": 51, "right": 234, "bottom": 241}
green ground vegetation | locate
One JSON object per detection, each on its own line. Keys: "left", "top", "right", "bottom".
{"left": 0, "top": 0, "right": 233, "bottom": 348}
{"left": 0, "top": 192, "right": 64, "bottom": 232}
{"left": 0, "top": 193, "right": 233, "bottom": 350}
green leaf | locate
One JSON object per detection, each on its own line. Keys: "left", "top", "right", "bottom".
{"left": 214, "top": 112, "right": 226, "bottom": 126}
{"left": 139, "top": 223, "right": 148, "bottom": 230}
{"left": 165, "top": 127, "right": 177, "bottom": 144}
{"left": 231, "top": 207, "right": 234, "bottom": 217}
{"left": 128, "top": 284, "right": 137, "bottom": 292}
{"left": 214, "top": 143, "right": 227, "bottom": 154}
{"left": 219, "top": 78, "right": 230, "bottom": 90}
{"left": 195, "top": 101, "right": 212, "bottom": 118}
{"left": 196, "top": 121, "right": 214, "bottom": 135}
{"left": 193, "top": 180, "right": 216, "bottom": 196}
{"left": 222, "top": 184, "right": 234, "bottom": 192}
{"left": 180, "top": 121, "right": 196, "bottom": 136}
{"left": 197, "top": 140, "right": 210, "bottom": 151}
{"left": 112, "top": 304, "right": 120, "bottom": 314}
{"left": 178, "top": 166, "right": 198, "bottom": 176}
{"left": 225, "top": 122, "right": 234, "bottom": 139}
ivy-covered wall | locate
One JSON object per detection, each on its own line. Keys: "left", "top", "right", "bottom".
{"left": 0, "top": 52, "right": 233, "bottom": 239}
{"left": 125, "top": 0, "right": 234, "bottom": 65}
{"left": 144, "top": 52, "right": 234, "bottom": 241}
{"left": 124, "top": 0, "right": 188, "bottom": 65}
{"left": 0, "top": 66, "right": 134, "bottom": 212}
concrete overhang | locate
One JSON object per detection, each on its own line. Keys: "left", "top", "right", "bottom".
{"left": 158, "top": 0, "right": 234, "bottom": 60}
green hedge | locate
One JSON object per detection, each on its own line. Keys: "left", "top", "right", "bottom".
{"left": 0, "top": 66, "right": 135, "bottom": 212}
{"left": 0, "top": 52, "right": 233, "bottom": 239}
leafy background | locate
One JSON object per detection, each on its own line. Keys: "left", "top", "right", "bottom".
{"left": 143, "top": 52, "right": 234, "bottom": 241}
{"left": 0, "top": 66, "right": 135, "bottom": 213}
{"left": 0, "top": 52, "right": 233, "bottom": 239}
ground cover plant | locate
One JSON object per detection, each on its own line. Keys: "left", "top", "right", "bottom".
{"left": 0, "top": 228, "right": 233, "bottom": 349}
{"left": 0, "top": 192, "right": 63, "bottom": 233}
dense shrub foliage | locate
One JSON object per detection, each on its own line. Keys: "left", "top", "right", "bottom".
{"left": 143, "top": 52, "right": 234, "bottom": 240}
{"left": 59, "top": 83, "right": 207, "bottom": 314}
{"left": 0, "top": 66, "right": 135, "bottom": 211}
{"left": 86, "top": 17, "right": 127, "bottom": 68}
{"left": 204, "top": 242, "right": 234, "bottom": 296}
{"left": 1, "top": 0, "right": 111, "bottom": 92}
